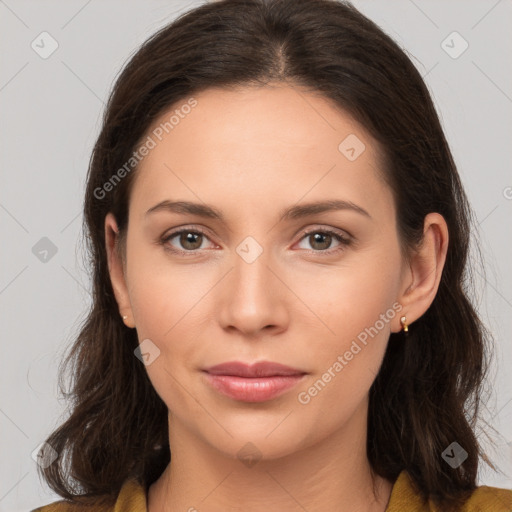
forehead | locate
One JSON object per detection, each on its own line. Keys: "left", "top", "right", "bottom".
{"left": 151, "top": 83, "right": 371, "bottom": 152}
{"left": 129, "top": 84, "right": 392, "bottom": 222}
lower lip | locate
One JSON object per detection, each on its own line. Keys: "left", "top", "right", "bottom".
{"left": 203, "top": 372, "right": 305, "bottom": 402}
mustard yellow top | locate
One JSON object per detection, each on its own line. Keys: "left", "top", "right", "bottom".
{"left": 31, "top": 471, "right": 512, "bottom": 511}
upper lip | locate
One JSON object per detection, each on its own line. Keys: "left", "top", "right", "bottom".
{"left": 204, "top": 361, "right": 306, "bottom": 377}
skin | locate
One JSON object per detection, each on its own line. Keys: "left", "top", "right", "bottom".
{"left": 105, "top": 83, "right": 448, "bottom": 512}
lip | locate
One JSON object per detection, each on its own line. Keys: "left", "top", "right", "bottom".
{"left": 203, "top": 361, "right": 307, "bottom": 402}
{"left": 204, "top": 361, "right": 305, "bottom": 377}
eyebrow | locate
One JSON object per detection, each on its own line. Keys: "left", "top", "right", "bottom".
{"left": 145, "top": 199, "right": 371, "bottom": 222}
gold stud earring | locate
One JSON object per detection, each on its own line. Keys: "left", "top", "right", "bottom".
{"left": 400, "top": 316, "right": 409, "bottom": 332}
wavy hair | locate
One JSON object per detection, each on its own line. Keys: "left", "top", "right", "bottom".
{"left": 38, "top": 0, "right": 493, "bottom": 509}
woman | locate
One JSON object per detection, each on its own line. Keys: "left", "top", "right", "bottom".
{"left": 32, "top": 0, "right": 511, "bottom": 510}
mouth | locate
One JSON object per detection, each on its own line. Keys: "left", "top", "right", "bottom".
{"left": 202, "top": 361, "right": 307, "bottom": 402}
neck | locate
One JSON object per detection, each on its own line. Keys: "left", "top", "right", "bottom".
{"left": 148, "top": 405, "right": 393, "bottom": 512}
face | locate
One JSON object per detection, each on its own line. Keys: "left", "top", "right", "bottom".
{"left": 108, "top": 83, "right": 409, "bottom": 461}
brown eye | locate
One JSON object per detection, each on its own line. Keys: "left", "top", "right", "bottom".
{"left": 178, "top": 231, "right": 203, "bottom": 250}
{"left": 296, "top": 229, "right": 351, "bottom": 254}
{"left": 162, "top": 228, "right": 214, "bottom": 253}
{"left": 308, "top": 232, "right": 333, "bottom": 251}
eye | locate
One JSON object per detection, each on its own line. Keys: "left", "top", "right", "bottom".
{"left": 161, "top": 226, "right": 352, "bottom": 256}
{"left": 161, "top": 227, "right": 216, "bottom": 254}
{"left": 295, "top": 228, "right": 351, "bottom": 254}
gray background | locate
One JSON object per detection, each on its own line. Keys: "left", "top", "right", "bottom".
{"left": 1, "top": 0, "right": 511, "bottom": 510}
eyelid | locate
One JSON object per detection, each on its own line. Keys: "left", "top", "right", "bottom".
{"left": 161, "top": 225, "right": 217, "bottom": 253}
{"left": 294, "top": 226, "right": 352, "bottom": 254}
{"left": 296, "top": 225, "right": 352, "bottom": 243}
{"left": 161, "top": 224, "right": 352, "bottom": 254}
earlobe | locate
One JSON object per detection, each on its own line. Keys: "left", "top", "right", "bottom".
{"left": 105, "top": 213, "right": 136, "bottom": 328}
{"left": 394, "top": 213, "right": 449, "bottom": 332}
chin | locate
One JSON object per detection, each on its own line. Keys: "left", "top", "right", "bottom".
{"left": 194, "top": 416, "right": 315, "bottom": 464}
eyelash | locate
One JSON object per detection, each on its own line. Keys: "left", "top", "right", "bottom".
{"left": 160, "top": 226, "right": 352, "bottom": 256}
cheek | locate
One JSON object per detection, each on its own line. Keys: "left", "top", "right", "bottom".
{"left": 298, "top": 250, "right": 401, "bottom": 350}
{"left": 293, "top": 290, "right": 397, "bottom": 436}
{"left": 294, "top": 248, "right": 402, "bottom": 403}
{"left": 126, "top": 239, "right": 207, "bottom": 337}
{"left": 125, "top": 255, "right": 208, "bottom": 414}
{"left": 125, "top": 244, "right": 226, "bottom": 386}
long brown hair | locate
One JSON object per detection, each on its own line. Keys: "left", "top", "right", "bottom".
{"left": 38, "top": 0, "right": 493, "bottom": 509}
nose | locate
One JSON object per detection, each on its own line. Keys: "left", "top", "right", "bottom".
{"left": 217, "top": 248, "right": 289, "bottom": 338}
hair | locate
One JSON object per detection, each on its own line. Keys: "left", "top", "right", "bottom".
{"left": 38, "top": 0, "right": 494, "bottom": 509}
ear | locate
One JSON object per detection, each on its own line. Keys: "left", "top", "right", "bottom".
{"left": 393, "top": 212, "right": 449, "bottom": 332}
{"left": 105, "top": 212, "right": 135, "bottom": 328}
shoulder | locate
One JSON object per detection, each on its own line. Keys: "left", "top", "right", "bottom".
{"left": 387, "top": 471, "right": 512, "bottom": 511}
{"left": 30, "top": 501, "right": 111, "bottom": 512}
{"left": 31, "top": 478, "right": 147, "bottom": 512}
{"left": 31, "top": 503, "right": 100, "bottom": 512}
{"left": 460, "top": 484, "right": 512, "bottom": 511}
